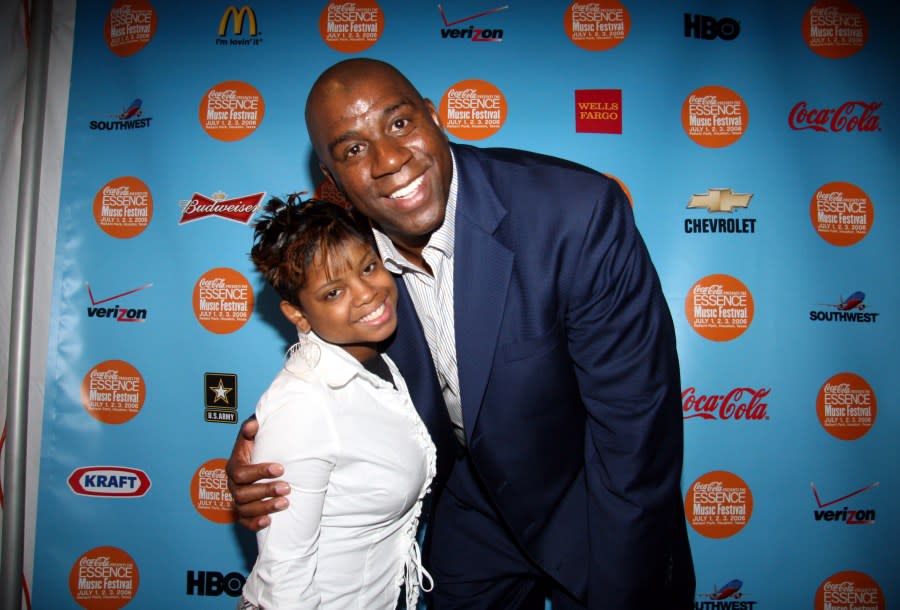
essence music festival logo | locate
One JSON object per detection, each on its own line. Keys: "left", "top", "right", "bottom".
{"left": 216, "top": 5, "right": 262, "bottom": 46}
{"left": 437, "top": 2, "right": 508, "bottom": 42}
{"left": 178, "top": 191, "right": 266, "bottom": 224}
{"left": 205, "top": 372, "right": 238, "bottom": 424}
{"left": 682, "top": 387, "right": 770, "bottom": 422}
{"left": 809, "top": 290, "right": 879, "bottom": 323}
{"left": 89, "top": 98, "right": 153, "bottom": 131}
{"left": 67, "top": 466, "right": 151, "bottom": 498}
{"left": 186, "top": 570, "right": 245, "bottom": 598}
{"left": 69, "top": 546, "right": 139, "bottom": 607}
{"left": 85, "top": 282, "right": 151, "bottom": 322}
{"left": 696, "top": 579, "right": 759, "bottom": 609}
{"left": 685, "top": 188, "right": 756, "bottom": 234}
{"left": 683, "top": 13, "right": 741, "bottom": 41}
{"left": 788, "top": 100, "right": 881, "bottom": 133}
{"left": 812, "top": 481, "right": 878, "bottom": 525}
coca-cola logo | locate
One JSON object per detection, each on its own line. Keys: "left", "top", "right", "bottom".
{"left": 683, "top": 387, "right": 771, "bottom": 420}
{"left": 788, "top": 101, "right": 881, "bottom": 132}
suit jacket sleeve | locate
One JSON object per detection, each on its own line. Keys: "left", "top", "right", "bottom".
{"left": 563, "top": 180, "right": 688, "bottom": 608}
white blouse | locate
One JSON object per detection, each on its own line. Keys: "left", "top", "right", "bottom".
{"left": 240, "top": 332, "right": 436, "bottom": 609}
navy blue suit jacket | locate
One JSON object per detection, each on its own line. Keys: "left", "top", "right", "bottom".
{"left": 385, "top": 143, "right": 694, "bottom": 608}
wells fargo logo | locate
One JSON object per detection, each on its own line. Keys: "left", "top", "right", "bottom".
{"left": 686, "top": 471, "right": 753, "bottom": 539}
{"left": 575, "top": 89, "right": 621, "bottom": 134}
{"left": 104, "top": 0, "right": 157, "bottom": 57}
{"left": 682, "top": 386, "right": 771, "bottom": 421}
{"left": 69, "top": 546, "right": 139, "bottom": 609}
{"left": 440, "top": 79, "right": 507, "bottom": 140}
{"left": 809, "top": 181, "right": 873, "bottom": 246}
{"left": 191, "top": 458, "right": 238, "bottom": 524}
{"left": 319, "top": 1, "right": 384, "bottom": 53}
{"left": 93, "top": 176, "right": 153, "bottom": 239}
{"left": 789, "top": 100, "right": 881, "bottom": 132}
{"left": 178, "top": 191, "right": 266, "bottom": 224}
{"left": 803, "top": 0, "right": 868, "bottom": 59}
{"left": 564, "top": 0, "right": 630, "bottom": 51}
{"left": 682, "top": 86, "right": 748, "bottom": 148}
{"left": 80, "top": 360, "right": 146, "bottom": 425}
{"left": 816, "top": 372, "right": 876, "bottom": 441}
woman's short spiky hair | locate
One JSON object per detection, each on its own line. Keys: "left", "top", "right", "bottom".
{"left": 250, "top": 196, "right": 376, "bottom": 307}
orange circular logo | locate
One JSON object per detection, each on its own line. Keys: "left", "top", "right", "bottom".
{"left": 80, "top": 360, "right": 146, "bottom": 425}
{"left": 816, "top": 372, "right": 876, "bottom": 440}
{"left": 564, "top": 1, "right": 630, "bottom": 51}
{"left": 606, "top": 173, "right": 633, "bottom": 208}
{"left": 199, "top": 80, "right": 265, "bottom": 142}
{"left": 440, "top": 79, "right": 508, "bottom": 141}
{"left": 69, "top": 546, "right": 139, "bottom": 609}
{"left": 682, "top": 86, "right": 748, "bottom": 148}
{"left": 104, "top": 0, "right": 157, "bottom": 57}
{"left": 319, "top": 0, "right": 385, "bottom": 53}
{"left": 810, "top": 181, "right": 874, "bottom": 246}
{"left": 815, "top": 570, "right": 884, "bottom": 610}
{"left": 193, "top": 267, "right": 254, "bottom": 334}
{"left": 686, "top": 274, "right": 754, "bottom": 342}
{"left": 803, "top": 0, "right": 869, "bottom": 59}
{"left": 93, "top": 176, "right": 153, "bottom": 239}
{"left": 685, "top": 470, "right": 753, "bottom": 538}
{"left": 191, "top": 458, "right": 238, "bottom": 524}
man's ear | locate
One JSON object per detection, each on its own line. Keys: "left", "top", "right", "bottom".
{"left": 280, "top": 300, "right": 312, "bottom": 334}
{"left": 424, "top": 98, "right": 447, "bottom": 132}
{"left": 319, "top": 162, "right": 336, "bottom": 186}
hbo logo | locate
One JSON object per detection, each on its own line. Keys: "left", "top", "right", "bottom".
{"left": 186, "top": 570, "right": 246, "bottom": 597}
{"left": 684, "top": 13, "right": 740, "bottom": 41}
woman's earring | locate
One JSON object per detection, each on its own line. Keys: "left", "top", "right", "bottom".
{"left": 287, "top": 331, "right": 321, "bottom": 370}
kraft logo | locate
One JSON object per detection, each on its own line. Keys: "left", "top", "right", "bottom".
{"left": 186, "top": 570, "right": 245, "bottom": 597}
{"left": 68, "top": 466, "right": 151, "bottom": 498}
{"left": 438, "top": 2, "right": 508, "bottom": 42}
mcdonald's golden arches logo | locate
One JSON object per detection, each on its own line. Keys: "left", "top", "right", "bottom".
{"left": 218, "top": 5, "right": 258, "bottom": 37}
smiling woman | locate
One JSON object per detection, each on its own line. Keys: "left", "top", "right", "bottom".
{"left": 237, "top": 196, "right": 435, "bottom": 610}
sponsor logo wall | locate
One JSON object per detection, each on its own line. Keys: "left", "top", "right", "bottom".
{"left": 33, "top": 1, "right": 897, "bottom": 608}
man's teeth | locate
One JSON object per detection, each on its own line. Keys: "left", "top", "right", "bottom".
{"left": 359, "top": 302, "right": 386, "bottom": 323}
{"left": 390, "top": 175, "right": 424, "bottom": 199}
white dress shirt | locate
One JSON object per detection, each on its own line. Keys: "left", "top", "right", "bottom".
{"left": 240, "top": 332, "right": 436, "bottom": 609}
{"left": 373, "top": 152, "right": 464, "bottom": 444}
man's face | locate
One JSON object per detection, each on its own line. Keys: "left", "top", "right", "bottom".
{"left": 307, "top": 66, "right": 453, "bottom": 254}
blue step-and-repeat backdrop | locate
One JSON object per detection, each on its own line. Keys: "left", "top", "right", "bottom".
{"left": 33, "top": 1, "right": 898, "bottom": 608}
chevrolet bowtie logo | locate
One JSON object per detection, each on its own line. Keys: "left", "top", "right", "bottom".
{"left": 687, "top": 188, "right": 752, "bottom": 213}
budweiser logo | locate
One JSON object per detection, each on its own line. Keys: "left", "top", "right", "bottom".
{"left": 682, "top": 386, "right": 770, "bottom": 420}
{"left": 788, "top": 101, "right": 881, "bottom": 132}
{"left": 178, "top": 191, "right": 265, "bottom": 224}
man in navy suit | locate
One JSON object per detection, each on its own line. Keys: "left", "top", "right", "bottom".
{"left": 228, "top": 58, "right": 694, "bottom": 609}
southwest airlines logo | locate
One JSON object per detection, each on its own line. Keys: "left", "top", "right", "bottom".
{"left": 812, "top": 481, "right": 878, "bottom": 525}
{"left": 89, "top": 98, "right": 153, "bottom": 131}
{"left": 696, "top": 578, "right": 759, "bottom": 609}
{"left": 438, "top": 3, "right": 508, "bottom": 42}
{"left": 216, "top": 5, "right": 262, "bottom": 46}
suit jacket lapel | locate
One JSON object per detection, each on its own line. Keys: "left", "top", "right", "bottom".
{"left": 451, "top": 145, "right": 513, "bottom": 445}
